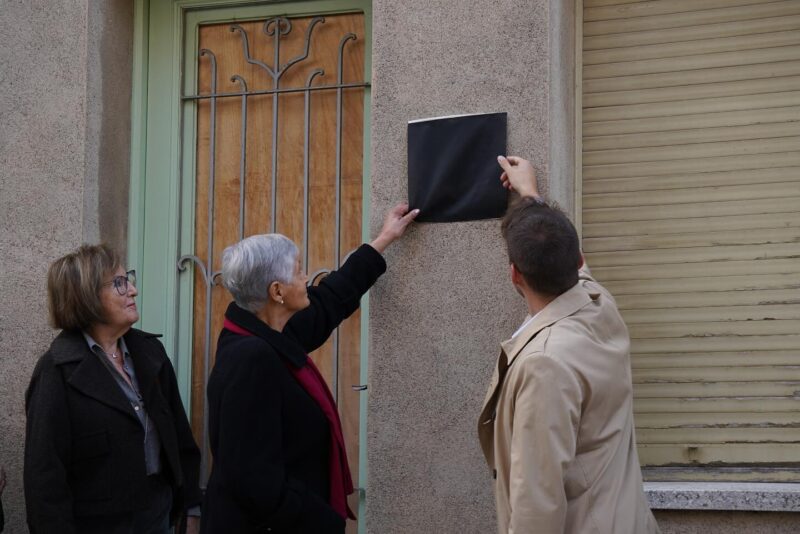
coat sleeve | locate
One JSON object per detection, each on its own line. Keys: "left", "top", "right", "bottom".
{"left": 214, "top": 342, "right": 344, "bottom": 532}
{"left": 157, "top": 344, "right": 202, "bottom": 510}
{"left": 507, "top": 355, "right": 582, "bottom": 534}
{"left": 285, "top": 244, "right": 386, "bottom": 352}
{"left": 24, "top": 355, "right": 77, "bottom": 534}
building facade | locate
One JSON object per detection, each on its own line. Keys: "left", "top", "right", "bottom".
{"left": 0, "top": 1, "right": 798, "bottom": 532}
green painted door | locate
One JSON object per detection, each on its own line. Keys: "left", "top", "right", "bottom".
{"left": 130, "top": 0, "right": 372, "bottom": 529}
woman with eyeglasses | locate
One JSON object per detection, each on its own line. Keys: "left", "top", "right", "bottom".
{"left": 24, "top": 244, "right": 202, "bottom": 534}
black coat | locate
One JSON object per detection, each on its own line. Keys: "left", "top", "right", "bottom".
{"left": 24, "top": 328, "right": 202, "bottom": 534}
{"left": 201, "top": 244, "right": 386, "bottom": 534}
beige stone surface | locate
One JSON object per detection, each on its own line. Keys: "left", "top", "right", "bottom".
{"left": 0, "top": 1, "right": 131, "bottom": 531}
{"left": 366, "top": 1, "right": 553, "bottom": 532}
{"left": 655, "top": 510, "right": 800, "bottom": 534}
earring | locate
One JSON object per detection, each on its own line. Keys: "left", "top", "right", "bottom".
{"left": 278, "top": 298, "right": 284, "bottom": 305}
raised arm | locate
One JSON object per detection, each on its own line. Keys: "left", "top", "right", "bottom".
{"left": 284, "top": 203, "right": 418, "bottom": 352}
{"left": 497, "top": 155, "right": 542, "bottom": 200}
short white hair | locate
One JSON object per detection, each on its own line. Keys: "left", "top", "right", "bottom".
{"left": 221, "top": 234, "right": 298, "bottom": 313}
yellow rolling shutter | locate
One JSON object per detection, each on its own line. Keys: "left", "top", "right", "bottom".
{"left": 581, "top": 0, "right": 800, "bottom": 468}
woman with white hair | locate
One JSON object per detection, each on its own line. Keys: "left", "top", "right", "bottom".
{"left": 201, "top": 204, "right": 419, "bottom": 534}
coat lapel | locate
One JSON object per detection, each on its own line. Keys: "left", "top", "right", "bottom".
{"left": 478, "top": 282, "right": 595, "bottom": 466}
{"left": 52, "top": 332, "right": 140, "bottom": 422}
{"left": 124, "top": 331, "right": 161, "bottom": 411}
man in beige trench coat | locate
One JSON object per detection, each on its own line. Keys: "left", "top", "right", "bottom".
{"left": 478, "top": 156, "right": 660, "bottom": 534}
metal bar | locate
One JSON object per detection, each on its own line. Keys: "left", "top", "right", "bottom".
{"left": 230, "top": 24, "right": 276, "bottom": 79}
{"left": 199, "top": 48, "right": 217, "bottom": 484}
{"left": 303, "top": 69, "right": 324, "bottom": 272}
{"left": 232, "top": 75, "right": 248, "bottom": 240}
{"left": 268, "top": 20, "right": 283, "bottom": 233}
{"left": 181, "top": 82, "right": 370, "bottom": 101}
{"left": 332, "top": 33, "right": 356, "bottom": 403}
{"left": 277, "top": 17, "right": 325, "bottom": 82}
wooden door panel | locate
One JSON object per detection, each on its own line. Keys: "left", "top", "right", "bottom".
{"left": 190, "top": 15, "right": 365, "bottom": 529}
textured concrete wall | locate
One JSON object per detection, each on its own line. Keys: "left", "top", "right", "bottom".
{"left": 366, "top": 1, "right": 554, "bottom": 532}
{"left": 0, "top": 1, "right": 131, "bottom": 531}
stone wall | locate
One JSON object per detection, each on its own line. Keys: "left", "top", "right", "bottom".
{"left": 366, "top": 1, "right": 562, "bottom": 531}
{"left": 0, "top": 1, "right": 132, "bottom": 531}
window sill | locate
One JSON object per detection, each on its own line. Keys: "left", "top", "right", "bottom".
{"left": 645, "top": 482, "right": 800, "bottom": 512}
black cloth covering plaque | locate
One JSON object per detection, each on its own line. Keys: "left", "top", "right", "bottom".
{"left": 408, "top": 112, "right": 508, "bottom": 223}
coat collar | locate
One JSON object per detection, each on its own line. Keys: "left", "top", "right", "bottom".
{"left": 500, "top": 281, "right": 598, "bottom": 365}
{"left": 224, "top": 302, "right": 308, "bottom": 368}
{"left": 478, "top": 281, "right": 599, "bottom": 468}
{"left": 49, "top": 329, "right": 163, "bottom": 422}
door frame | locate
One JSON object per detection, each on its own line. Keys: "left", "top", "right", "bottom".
{"left": 129, "top": 0, "right": 373, "bottom": 521}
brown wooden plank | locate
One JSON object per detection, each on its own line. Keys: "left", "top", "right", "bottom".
{"left": 629, "top": 319, "right": 800, "bottom": 340}
{"left": 584, "top": 105, "right": 800, "bottom": 136}
{"left": 584, "top": 14, "right": 800, "bottom": 50}
{"left": 637, "top": 427, "right": 800, "bottom": 444}
{"left": 584, "top": 120, "right": 800, "bottom": 152}
{"left": 584, "top": 182, "right": 800, "bottom": 209}
{"left": 584, "top": 1, "right": 800, "bottom": 37}
{"left": 584, "top": 30, "right": 800, "bottom": 65}
{"left": 615, "top": 287, "right": 800, "bottom": 309}
{"left": 583, "top": 195, "right": 800, "bottom": 222}
{"left": 583, "top": 212, "right": 800, "bottom": 238}
{"left": 634, "top": 365, "right": 800, "bottom": 383}
{"left": 605, "top": 273, "right": 799, "bottom": 296}
{"left": 632, "top": 350, "right": 800, "bottom": 369}
{"left": 630, "top": 334, "right": 800, "bottom": 354}
{"left": 634, "top": 380, "right": 800, "bottom": 398}
{"left": 584, "top": 61, "right": 800, "bottom": 95}
{"left": 593, "top": 258, "right": 799, "bottom": 282}
{"left": 586, "top": 91, "right": 800, "bottom": 125}
{"left": 584, "top": 46, "right": 800, "bottom": 80}
{"left": 636, "top": 412, "right": 800, "bottom": 428}
{"left": 584, "top": 227, "right": 800, "bottom": 253}
{"left": 584, "top": 0, "right": 779, "bottom": 22}
{"left": 634, "top": 396, "right": 800, "bottom": 413}
{"left": 582, "top": 166, "right": 800, "bottom": 195}
{"left": 586, "top": 242, "right": 800, "bottom": 267}
{"left": 623, "top": 304, "right": 800, "bottom": 325}
{"left": 638, "top": 443, "right": 800, "bottom": 465}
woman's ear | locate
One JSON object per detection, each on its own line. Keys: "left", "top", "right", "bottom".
{"left": 268, "top": 281, "right": 284, "bottom": 304}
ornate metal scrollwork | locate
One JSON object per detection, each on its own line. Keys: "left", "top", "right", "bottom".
{"left": 179, "top": 17, "right": 369, "bottom": 483}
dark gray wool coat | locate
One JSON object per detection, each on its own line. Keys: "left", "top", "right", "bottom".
{"left": 24, "top": 328, "right": 202, "bottom": 534}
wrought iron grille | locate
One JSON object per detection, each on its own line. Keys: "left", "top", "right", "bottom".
{"left": 176, "top": 16, "right": 369, "bottom": 481}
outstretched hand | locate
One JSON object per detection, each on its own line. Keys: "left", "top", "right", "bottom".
{"left": 370, "top": 203, "right": 420, "bottom": 253}
{"left": 498, "top": 155, "right": 540, "bottom": 199}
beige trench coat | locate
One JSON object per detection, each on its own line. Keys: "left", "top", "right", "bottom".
{"left": 478, "top": 266, "right": 659, "bottom": 534}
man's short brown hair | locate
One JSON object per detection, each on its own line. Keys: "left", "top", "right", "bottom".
{"left": 47, "top": 244, "right": 122, "bottom": 331}
{"left": 501, "top": 197, "right": 581, "bottom": 297}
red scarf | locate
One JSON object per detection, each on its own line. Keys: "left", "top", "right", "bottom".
{"left": 223, "top": 318, "right": 355, "bottom": 520}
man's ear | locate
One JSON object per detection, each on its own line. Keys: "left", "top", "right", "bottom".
{"left": 510, "top": 263, "right": 525, "bottom": 288}
{"left": 578, "top": 253, "right": 585, "bottom": 270}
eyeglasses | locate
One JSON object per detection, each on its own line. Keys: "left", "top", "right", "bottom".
{"left": 103, "top": 270, "right": 137, "bottom": 296}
